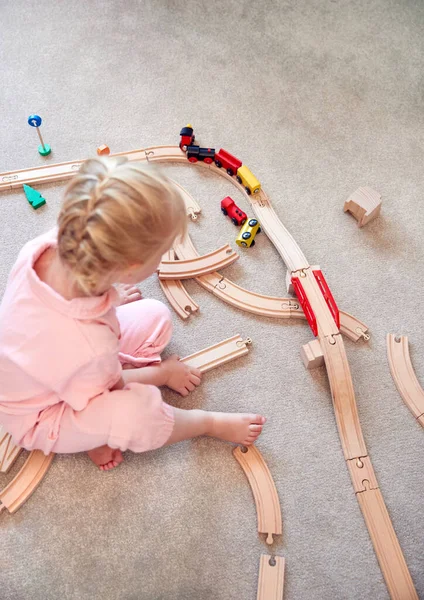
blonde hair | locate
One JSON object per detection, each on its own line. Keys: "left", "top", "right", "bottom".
{"left": 58, "top": 157, "right": 187, "bottom": 296}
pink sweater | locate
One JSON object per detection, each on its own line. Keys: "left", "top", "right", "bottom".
{"left": 0, "top": 229, "right": 122, "bottom": 440}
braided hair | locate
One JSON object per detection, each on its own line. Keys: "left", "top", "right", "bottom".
{"left": 57, "top": 157, "right": 187, "bottom": 295}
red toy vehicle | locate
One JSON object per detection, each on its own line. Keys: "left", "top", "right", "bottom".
{"left": 215, "top": 148, "right": 242, "bottom": 177}
{"left": 221, "top": 196, "right": 247, "bottom": 226}
{"left": 179, "top": 124, "right": 195, "bottom": 151}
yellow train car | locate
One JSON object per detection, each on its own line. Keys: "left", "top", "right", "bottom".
{"left": 236, "top": 218, "right": 262, "bottom": 248}
{"left": 236, "top": 165, "right": 261, "bottom": 195}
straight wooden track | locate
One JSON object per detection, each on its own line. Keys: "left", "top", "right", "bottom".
{"left": 0, "top": 146, "right": 416, "bottom": 598}
{"left": 181, "top": 334, "right": 251, "bottom": 373}
{"left": 257, "top": 555, "right": 285, "bottom": 600}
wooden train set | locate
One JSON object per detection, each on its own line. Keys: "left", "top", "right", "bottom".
{"left": 0, "top": 131, "right": 421, "bottom": 599}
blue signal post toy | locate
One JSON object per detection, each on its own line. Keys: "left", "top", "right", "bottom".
{"left": 27, "top": 115, "right": 51, "bottom": 156}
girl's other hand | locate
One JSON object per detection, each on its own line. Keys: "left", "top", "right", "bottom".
{"left": 162, "top": 355, "right": 202, "bottom": 396}
{"left": 115, "top": 283, "right": 142, "bottom": 306}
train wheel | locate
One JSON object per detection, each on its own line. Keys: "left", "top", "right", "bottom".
{"left": 250, "top": 240, "right": 255, "bottom": 247}
{"left": 227, "top": 169, "right": 234, "bottom": 176}
{"left": 204, "top": 158, "right": 213, "bottom": 164}
{"left": 232, "top": 218, "right": 238, "bottom": 226}
{"left": 188, "top": 157, "right": 198, "bottom": 163}
{"left": 221, "top": 208, "right": 228, "bottom": 216}
{"left": 245, "top": 187, "right": 252, "bottom": 195}
{"left": 181, "top": 145, "right": 187, "bottom": 152}
{"left": 257, "top": 227, "right": 262, "bottom": 234}
{"left": 241, "top": 241, "right": 247, "bottom": 247}
{"left": 236, "top": 176, "right": 242, "bottom": 184}
{"left": 215, "top": 160, "right": 222, "bottom": 168}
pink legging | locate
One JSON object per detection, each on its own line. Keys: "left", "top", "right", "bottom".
{"left": 20, "top": 299, "right": 176, "bottom": 455}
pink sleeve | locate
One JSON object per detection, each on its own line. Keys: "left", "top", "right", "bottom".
{"left": 57, "top": 353, "right": 122, "bottom": 411}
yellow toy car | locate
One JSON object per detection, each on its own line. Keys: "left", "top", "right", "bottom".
{"left": 236, "top": 165, "right": 261, "bottom": 195}
{"left": 236, "top": 218, "right": 262, "bottom": 247}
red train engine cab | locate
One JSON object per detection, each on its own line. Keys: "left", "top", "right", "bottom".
{"left": 221, "top": 196, "right": 247, "bottom": 226}
{"left": 215, "top": 149, "right": 242, "bottom": 177}
{"left": 179, "top": 124, "right": 195, "bottom": 151}
{"left": 186, "top": 145, "right": 215, "bottom": 164}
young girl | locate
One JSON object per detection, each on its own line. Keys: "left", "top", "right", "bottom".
{"left": 0, "top": 157, "right": 265, "bottom": 471}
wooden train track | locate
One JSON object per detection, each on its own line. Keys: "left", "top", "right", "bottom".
{"left": 158, "top": 244, "right": 239, "bottom": 279}
{"left": 159, "top": 278, "right": 199, "bottom": 320}
{"left": 181, "top": 334, "right": 251, "bottom": 373}
{"left": 233, "top": 445, "right": 282, "bottom": 545}
{"left": 257, "top": 555, "right": 285, "bottom": 600}
{"left": 0, "top": 145, "right": 417, "bottom": 598}
{"left": 387, "top": 334, "right": 424, "bottom": 427}
{"left": 0, "top": 450, "right": 54, "bottom": 514}
{"left": 0, "top": 426, "right": 23, "bottom": 473}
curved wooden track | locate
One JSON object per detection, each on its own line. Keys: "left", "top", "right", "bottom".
{"left": 158, "top": 244, "right": 238, "bottom": 279}
{"left": 387, "top": 334, "right": 424, "bottom": 426}
{"left": 159, "top": 278, "right": 199, "bottom": 320}
{"left": 0, "top": 145, "right": 416, "bottom": 598}
{"left": 233, "top": 445, "right": 282, "bottom": 545}
{"left": 0, "top": 450, "right": 54, "bottom": 514}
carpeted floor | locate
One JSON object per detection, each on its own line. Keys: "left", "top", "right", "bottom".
{"left": 1, "top": 1, "right": 423, "bottom": 598}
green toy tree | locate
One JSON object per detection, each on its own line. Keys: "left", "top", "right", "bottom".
{"left": 23, "top": 184, "right": 46, "bottom": 210}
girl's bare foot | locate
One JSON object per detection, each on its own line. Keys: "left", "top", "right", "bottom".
{"left": 207, "top": 413, "right": 266, "bottom": 445}
{"left": 115, "top": 283, "right": 142, "bottom": 306}
{"left": 87, "top": 445, "right": 124, "bottom": 471}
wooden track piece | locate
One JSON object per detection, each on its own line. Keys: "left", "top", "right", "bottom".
{"left": 171, "top": 179, "right": 201, "bottom": 221}
{"left": 387, "top": 334, "right": 424, "bottom": 424}
{"left": 233, "top": 445, "right": 282, "bottom": 545}
{"left": 301, "top": 339, "right": 324, "bottom": 370}
{"left": 159, "top": 248, "right": 199, "bottom": 320}
{"left": 0, "top": 450, "right": 54, "bottom": 514}
{"left": 0, "top": 426, "right": 23, "bottom": 473}
{"left": 181, "top": 334, "right": 251, "bottom": 374}
{"left": 321, "top": 333, "right": 367, "bottom": 460}
{"left": 344, "top": 187, "right": 382, "bottom": 228}
{"left": 357, "top": 483, "right": 419, "bottom": 600}
{"left": 257, "top": 555, "right": 285, "bottom": 600}
{"left": 159, "top": 278, "right": 199, "bottom": 320}
{"left": 158, "top": 244, "right": 239, "bottom": 280}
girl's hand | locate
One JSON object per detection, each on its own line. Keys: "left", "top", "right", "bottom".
{"left": 115, "top": 283, "right": 142, "bottom": 306}
{"left": 162, "top": 355, "right": 202, "bottom": 396}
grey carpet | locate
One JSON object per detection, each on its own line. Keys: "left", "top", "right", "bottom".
{"left": 1, "top": 1, "right": 423, "bottom": 599}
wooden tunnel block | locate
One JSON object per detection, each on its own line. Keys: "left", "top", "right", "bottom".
{"left": 257, "top": 555, "right": 285, "bottom": 600}
{"left": 344, "top": 187, "right": 382, "bottom": 228}
{"left": 97, "top": 145, "right": 110, "bottom": 156}
{"left": 301, "top": 339, "right": 324, "bottom": 369}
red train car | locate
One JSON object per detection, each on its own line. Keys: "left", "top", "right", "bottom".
{"left": 214, "top": 148, "right": 242, "bottom": 177}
